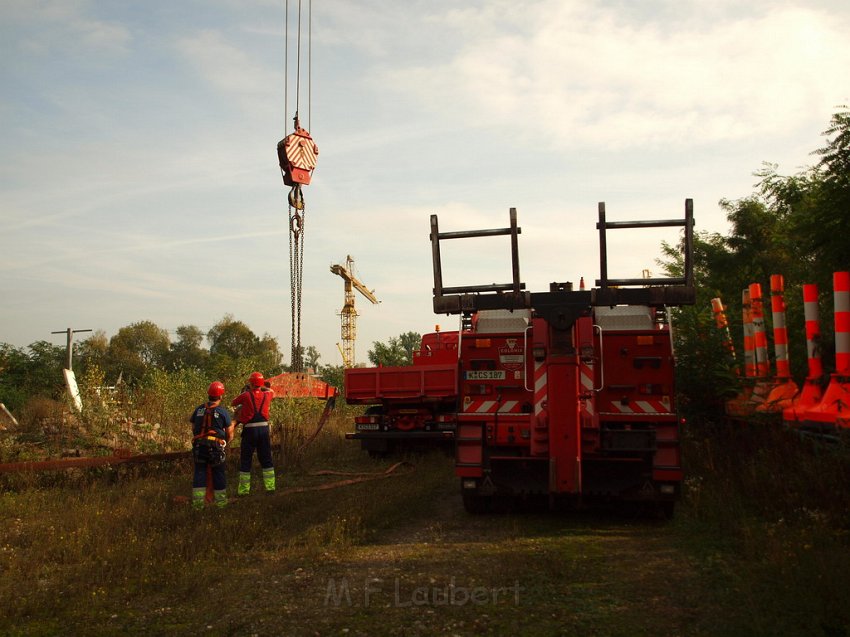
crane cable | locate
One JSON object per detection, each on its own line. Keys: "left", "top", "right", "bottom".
{"left": 284, "top": 0, "right": 311, "bottom": 373}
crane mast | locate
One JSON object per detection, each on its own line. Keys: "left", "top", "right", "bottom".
{"left": 330, "top": 255, "right": 378, "bottom": 367}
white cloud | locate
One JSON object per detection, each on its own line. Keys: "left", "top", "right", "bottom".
{"left": 175, "top": 29, "right": 281, "bottom": 118}
{"left": 4, "top": 0, "right": 131, "bottom": 57}
{"left": 380, "top": 2, "right": 850, "bottom": 150}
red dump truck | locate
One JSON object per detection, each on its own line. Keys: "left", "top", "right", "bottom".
{"left": 344, "top": 330, "right": 460, "bottom": 456}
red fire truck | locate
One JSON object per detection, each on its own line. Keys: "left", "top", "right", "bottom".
{"left": 344, "top": 330, "right": 460, "bottom": 456}
{"left": 429, "top": 203, "right": 695, "bottom": 514}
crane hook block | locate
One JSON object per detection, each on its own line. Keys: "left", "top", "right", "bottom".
{"left": 277, "top": 126, "right": 319, "bottom": 187}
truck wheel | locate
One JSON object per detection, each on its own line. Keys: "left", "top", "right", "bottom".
{"left": 462, "top": 493, "right": 491, "bottom": 514}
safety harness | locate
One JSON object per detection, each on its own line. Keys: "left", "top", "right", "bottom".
{"left": 243, "top": 391, "right": 270, "bottom": 428}
{"left": 192, "top": 404, "right": 227, "bottom": 466}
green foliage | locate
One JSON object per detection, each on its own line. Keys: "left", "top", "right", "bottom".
{"left": 670, "top": 305, "right": 738, "bottom": 420}
{"left": 0, "top": 343, "right": 32, "bottom": 412}
{"left": 207, "top": 314, "right": 283, "bottom": 377}
{"left": 0, "top": 341, "right": 65, "bottom": 412}
{"left": 302, "top": 345, "right": 321, "bottom": 371}
{"left": 368, "top": 331, "right": 422, "bottom": 367}
{"left": 318, "top": 364, "right": 345, "bottom": 392}
{"left": 680, "top": 424, "right": 850, "bottom": 635}
{"left": 167, "top": 324, "right": 209, "bottom": 371}
{"left": 135, "top": 367, "right": 211, "bottom": 449}
{"left": 107, "top": 320, "right": 170, "bottom": 384}
{"left": 660, "top": 107, "right": 850, "bottom": 420}
{"left": 75, "top": 330, "right": 109, "bottom": 378}
{"left": 75, "top": 364, "right": 116, "bottom": 442}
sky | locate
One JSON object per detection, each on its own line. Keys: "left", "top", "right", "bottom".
{"left": 1, "top": 0, "right": 849, "bottom": 370}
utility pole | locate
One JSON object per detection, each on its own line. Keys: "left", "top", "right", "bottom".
{"left": 51, "top": 327, "right": 93, "bottom": 371}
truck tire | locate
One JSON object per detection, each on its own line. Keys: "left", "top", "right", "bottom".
{"left": 659, "top": 501, "right": 675, "bottom": 519}
{"left": 462, "top": 492, "right": 492, "bottom": 514}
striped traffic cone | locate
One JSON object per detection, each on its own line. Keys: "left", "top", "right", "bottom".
{"left": 783, "top": 283, "right": 824, "bottom": 427}
{"left": 802, "top": 272, "right": 850, "bottom": 433}
{"left": 757, "top": 275, "right": 798, "bottom": 412}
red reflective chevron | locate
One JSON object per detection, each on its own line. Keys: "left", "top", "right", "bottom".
{"left": 462, "top": 399, "right": 522, "bottom": 414}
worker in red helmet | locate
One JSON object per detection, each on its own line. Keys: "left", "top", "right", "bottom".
{"left": 189, "top": 381, "right": 234, "bottom": 509}
{"left": 231, "top": 371, "right": 276, "bottom": 495}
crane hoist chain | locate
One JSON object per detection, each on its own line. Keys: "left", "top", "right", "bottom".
{"left": 280, "top": 0, "right": 315, "bottom": 374}
{"left": 279, "top": 112, "right": 317, "bottom": 374}
{"left": 288, "top": 205, "right": 305, "bottom": 372}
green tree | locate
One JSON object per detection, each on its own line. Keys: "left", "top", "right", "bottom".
{"left": 107, "top": 321, "right": 170, "bottom": 383}
{"left": 76, "top": 330, "right": 109, "bottom": 376}
{"left": 26, "top": 341, "right": 66, "bottom": 392}
{"left": 207, "top": 315, "right": 283, "bottom": 379}
{"left": 397, "top": 332, "right": 422, "bottom": 363}
{"left": 658, "top": 108, "right": 850, "bottom": 422}
{"left": 368, "top": 332, "right": 421, "bottom": 367}
{"left": 168, "top": 325, "right": 209, "bottom": 371}
{"left": 0, "top": 343, "right": 32, "bottom": 412}
{"left": 319, "top": 364, "right": 344, "bottom": 391}
{"left": 302, "top": 345, "right": 321, "bottom": 372}
{"left": 208, "top": 315, "right": 259, "bottom": 359}
{"left": 257, "top": 334, "right": 284, "bottom": 374}
{"left": 0, "top": 341, "right": 66, "bottom": 412}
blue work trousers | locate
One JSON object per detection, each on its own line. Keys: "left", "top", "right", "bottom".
{"left": 240, "top": 425, "right": 274, "bottom": 472}
{"left": 193, "top": 461, "right": 226, "bottom": 490}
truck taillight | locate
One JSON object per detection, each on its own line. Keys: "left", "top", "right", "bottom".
{"left": 355, "top": 415, "right": 379, "bottom": 424}
{"left": 436, "top": 414, "right": 456, "bottom": 423}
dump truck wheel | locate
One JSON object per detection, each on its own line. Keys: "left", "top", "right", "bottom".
{"left": 462, "top": 493, "right": 491, "bottom": 514}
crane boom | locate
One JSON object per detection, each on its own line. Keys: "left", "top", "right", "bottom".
{"left": 330, "top": 255, "right": 378, "bottom": 367}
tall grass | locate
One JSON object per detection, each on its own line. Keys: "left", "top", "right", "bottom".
{"left": 680, "top": 421, "right": 850, "bottom": 636}
{"left": 0, "top": 409, "right": 457, "bottom": 634}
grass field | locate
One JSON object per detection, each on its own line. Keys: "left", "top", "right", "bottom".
{"left": 1, "top": 413, "right": 849, "bottom": 637}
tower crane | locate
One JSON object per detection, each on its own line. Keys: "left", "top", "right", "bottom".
{"left": 330, "top": 255, "right": 378, "bottom": 368}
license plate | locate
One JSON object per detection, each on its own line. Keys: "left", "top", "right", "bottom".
{"left": 464, "top": 370, "right": 506, "bottom": 380}
{"left": 356, "top": 423, "right": 380, "bottom": 431}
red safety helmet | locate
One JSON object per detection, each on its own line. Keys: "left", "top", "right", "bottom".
{"left": 208, "top": 381, "right": 225, "bottom": 398}
{"left": 249, "top": 372, "right": 265, "bottom": 388}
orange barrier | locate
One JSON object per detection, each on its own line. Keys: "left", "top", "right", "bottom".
{"left": 802, "top": 272, "right": 850, "bottom": 432}
{"left": 727, "top": 285, "right": 775, "bottom": 417}
{"left": 783, "top": 283, "right": 824, "bottom": 426}
{"left": 757, "top": 275, "right": 798, "bottom": 413}
{"left": 711, "top": 297, "right": 737, "bottom": 364}
{"left": 726, "top": 288, "right": 755, "bottom": 417}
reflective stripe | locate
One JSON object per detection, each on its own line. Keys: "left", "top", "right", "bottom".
{"left": 243, "top": 421, "right": 269, "bottom": 428}
{"left": 262, "top": 467, "right": 276, "bottom": 492}
{"left": 238, "top": 471, "right": 251, "bottom": 495}
{"left": 192, "top": 487, "right": 205, "bottom": 509}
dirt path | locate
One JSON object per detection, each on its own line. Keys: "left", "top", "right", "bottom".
{"left": 212, "top": 471, "right": 728, "bottom": 637}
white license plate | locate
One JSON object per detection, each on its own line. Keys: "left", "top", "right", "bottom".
{"left": 464, "top": 370, "right": 506, "bottom": 380}
{"left": 356, "top": 423, "right": 380, "bottom": 431}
